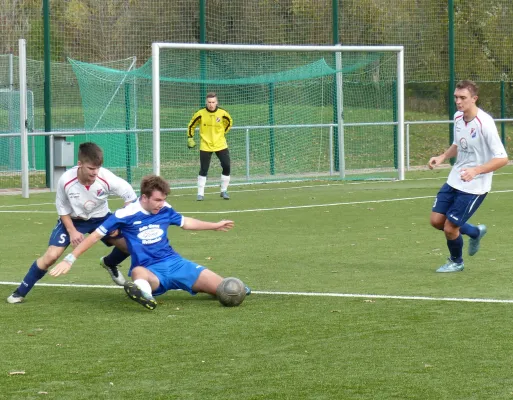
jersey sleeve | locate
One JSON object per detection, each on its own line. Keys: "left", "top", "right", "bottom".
{"left": 55, "top": 176, "right": 73, "bottom": 216}
{"left": 96, "top": 212, "right": 122, "bottom": 237}
{"left": 102, "top": 169, "right": 138, "bottom": 203}
{"left": 483, "top": 116, "right": 508, "bottom": 159}
{"left": 187, "top": 110, "right": 202, "bottom": 138}
{"left": 165, "top": 203, "right": 184, "bottom": 227}
{"left": 222, "top": 110, "right": 233, "bottom": 134}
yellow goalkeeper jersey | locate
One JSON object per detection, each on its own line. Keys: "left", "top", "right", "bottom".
{"left": 187, "top": 107, "right": 233, "bottom": 152}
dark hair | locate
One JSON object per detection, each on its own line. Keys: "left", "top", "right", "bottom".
{"left": 78, "top": 142, "right": 103, "bottom": 166}
{"left": 140, "top": 175, "right": 170, "bottom": 198}
{"left": 456, "top": 80, "right": 479, "bottom": 97}
{"left": 206, "top": 92, "right": 217, "bottom": 99}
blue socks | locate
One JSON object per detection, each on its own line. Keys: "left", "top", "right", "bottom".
{"left": 16, "top": 261, "right": 47, "bottom": 297}
{"left": 103, "top": 247, "right": 129, "bottom": 267}
{"left": 460, "top": 223, "right": 479, "bottom": 239}
{"left": 447, "top": 234, "right": 464, "bottom": 264}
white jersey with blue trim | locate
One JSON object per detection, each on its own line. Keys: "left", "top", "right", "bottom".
{"left": 96, "top": 201, "right": 184, "bottom": 269}
{"left": 447, "top": 109, "right": 508, "bottom": 195}
{"left": 56, "top": 166, "right": 137, "bottom": 220}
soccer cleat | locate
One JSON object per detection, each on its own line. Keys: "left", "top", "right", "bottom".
{"left": 123, "top": 281, "right": 157, "bottom": 310}
{"left": 100, "top": 257, "right": 126, "bottom": 286}
{"left": 436, "top": 258, "right": 464, "bottom": 273}
{"left": 245, "top": 286, "right": 252, "bottom": 296}
{"left": 220, "top": 191, "right": 230, "bottom": 200}
{"left": 197, "top": 195, "right": 204, "bottom": 201}
{"left": 7, "top": 291, "right": 24, "bottom": 304}
{"left": 468, "top": 224, "right": 487, "bottom": 256}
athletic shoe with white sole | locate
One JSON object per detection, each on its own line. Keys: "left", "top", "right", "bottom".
{"left": 123, "top": 281, "right": 157, "bottom": 310}
{"left": 100, "top": 257, "right": 126, "bottom": 286}
{"left": 7, "top": 291, "right": 24, "bottom": 304}
{"left": 468, "top": 224, "right": 487, "bottom": 256}
{"left": 436, "top": 258, "right": 464, "bottom": 273}
{"left": 220, "top": 191, "right": 230, "bottom": 200}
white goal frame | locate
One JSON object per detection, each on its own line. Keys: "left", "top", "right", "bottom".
{"left": 151, "top": 43, "right": 405, "bottom": 180}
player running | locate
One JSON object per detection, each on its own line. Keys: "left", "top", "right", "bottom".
{"left": 428, "top": 80, "right": 508, "bottom": 272}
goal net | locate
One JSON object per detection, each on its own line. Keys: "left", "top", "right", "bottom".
{"left": 70, "top": 43, "right": 404, "bottom": 186}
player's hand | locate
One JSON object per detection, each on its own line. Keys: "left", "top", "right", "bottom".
{"left": 49, "top": 261, "right": 72, "bottom": 277}
{"left": 459, "top": 168, "right": 478, "bottom": 182}
{"left": 428, "top": 155, "right": 443, "bottom": 170}
{"left": 215, "top": 220, "right": 234, "bottom": 231}
{"left": 69, "top": 231, "right": 85, "bottom": 248}
{"left": 187, "top": 138, "right": 196, "bottom": 149}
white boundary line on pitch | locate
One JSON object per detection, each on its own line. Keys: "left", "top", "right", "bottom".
{"left": 1, "top": 281, "right": 512, "bottom": 304}
{"left": 3, "top": 189, "right": 513, "bottom": 215}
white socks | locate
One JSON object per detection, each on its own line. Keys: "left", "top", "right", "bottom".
{"left": 220, "top": 174, "right": 230, "bottom": 192}
{"left": 134, "top": 279, "right": 152, "bottom": 298}
{"left": 197, "top": 175, "right": 207, "bottom": 196}
{"left": 198, "top": 174, "right": 230, "bottom": 195}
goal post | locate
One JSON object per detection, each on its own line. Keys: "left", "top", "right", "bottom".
{"left": 151, "top": 43, "right": 405, "bottom": 182}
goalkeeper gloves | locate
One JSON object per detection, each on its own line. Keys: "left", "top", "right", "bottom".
{"left": 187, "top": 138, "right": 196, "bottom": 149}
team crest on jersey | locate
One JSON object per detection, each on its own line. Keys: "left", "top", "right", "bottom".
{"left": 96, "top": 189, "right": 106, "bottom": 197}
{"left": 216, "top": 117, "right": 221, "bottom": 123}
{"left": 470, "top": 128, "right": 476, "bottom": 138}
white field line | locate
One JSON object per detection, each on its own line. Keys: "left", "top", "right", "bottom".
{"left": 3, "top": 189, "right": 513, "bottom": 215}
{"left": 1, "top": 170, "right": 512, "bottom": 208}
{"left": 1, "top": 281, "right": 512, "bottom": 304}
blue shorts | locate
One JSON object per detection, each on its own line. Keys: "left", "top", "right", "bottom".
{"left": 48, "top": 214, "right": 120, "bottom": 247}
{"left": 432, "top": 183, "right": 487, "bottom": 226}
{"left": 130, "top": 254, "right": 206, "bottom": 296}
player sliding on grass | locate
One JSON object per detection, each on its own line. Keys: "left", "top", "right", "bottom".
{"left": 7, "top": 142, "right": 138, "bottom": 304}
{"left": 428, "top": 80, "right": 508, "bottom": 273}
{"left": 49, "top": 174, "right": 250, "bottom": 310}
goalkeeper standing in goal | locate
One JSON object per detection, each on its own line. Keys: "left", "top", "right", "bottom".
{"left": 187, "top": 92, "right": 233, "bottom": 201}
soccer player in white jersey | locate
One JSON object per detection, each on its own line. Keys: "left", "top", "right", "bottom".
{"left": 49, "top": 174, "right": 250, "bottom": 310}
{"left": 7, "top": 142, "right": 138, "bottom": 304}
{"left": 428, "top": 80, "right": 508, "bottom": 273}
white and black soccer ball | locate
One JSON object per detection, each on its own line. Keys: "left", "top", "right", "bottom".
{"left": 216, "top": 277, "right": 246, "bottom": 307}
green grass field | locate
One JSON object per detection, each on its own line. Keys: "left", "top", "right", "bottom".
{"left": 3, "top": 167, "right": 513, "bottom": 399}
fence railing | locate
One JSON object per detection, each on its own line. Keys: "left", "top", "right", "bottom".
{"left": 2, "top": 118, "right": 513, "bottom": 196}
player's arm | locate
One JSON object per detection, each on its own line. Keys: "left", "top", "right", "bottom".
{"left": 428, "top": 144, "right": 458, "bottom": 169}
{"left": 104, "top": 169, "right": 138, "bottom": 205}
{"left": 182, "top": 216, "right": 234, "bottom": 232}
{"left": 49, "top": 230, "right": 106, "bottom": 277}
{"left": 222, "top": 111, "right": 233, "bottom": 134}
{"left": 462, "top": 124, "right": 509, "bottom": 180}
{"left": 55, "top": 179, "right": 84, "bottom": 246}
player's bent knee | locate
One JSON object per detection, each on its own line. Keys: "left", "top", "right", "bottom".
{"left": 40, "top": 246, "right": 66, "bottom": 268}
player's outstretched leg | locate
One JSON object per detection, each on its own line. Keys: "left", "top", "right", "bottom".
{"left": 123, "top": 281, "right": 157, "bottom": 310}
{"left": 468, "top": 224, "right": 487, "bottom": 256}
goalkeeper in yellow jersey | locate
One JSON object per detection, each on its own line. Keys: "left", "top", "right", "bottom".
{"left": 187, "top": 92, "right": 233, "bottom": 200}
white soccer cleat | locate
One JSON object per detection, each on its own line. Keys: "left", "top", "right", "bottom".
{"left": 100, "top": 257, "right": 126, "bottom": 286}
{"left": 7, "top": 292, "right": 24, "bottom": 304}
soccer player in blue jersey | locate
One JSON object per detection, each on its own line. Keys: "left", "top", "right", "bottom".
{"left": 428, "top": 80, "right": 508, "bottom": 273}
{"left": 7, "top": 142, "right": 138, "bottom": 304}
{"left": 50, "top": 174, "right": 249, "bottom": 310}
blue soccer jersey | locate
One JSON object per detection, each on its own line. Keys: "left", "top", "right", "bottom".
{"left": 96, "top": 200, "right": 183, "bottom": 269}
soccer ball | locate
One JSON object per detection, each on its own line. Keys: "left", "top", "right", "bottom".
{"left": 216, "top": 277, "right": 246, "bottom": 307}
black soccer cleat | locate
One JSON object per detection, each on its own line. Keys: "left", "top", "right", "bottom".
{"left": 123, "top": 281, "right": 157, "bottom": 310}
